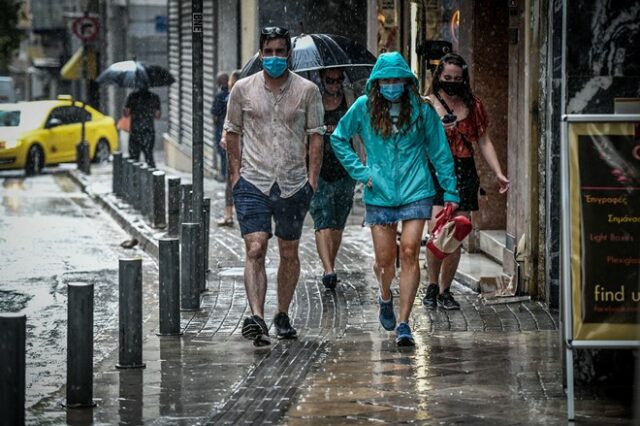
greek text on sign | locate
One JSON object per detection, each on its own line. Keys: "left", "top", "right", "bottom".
{"left": 72, "top": 16, "right": 99, "bottom": 41}
{"left": 192, "top": 13, "right": 203, "bottom": 33}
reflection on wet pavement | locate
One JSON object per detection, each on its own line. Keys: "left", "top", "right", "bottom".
{"left": 287, "top": 331, "right": 634, "bottom": 424}
{"left": 0, "top": 173, "right": 152, "bottom": 410}
{"left": 3, "top": 165, "right": 635, "bottom": 425}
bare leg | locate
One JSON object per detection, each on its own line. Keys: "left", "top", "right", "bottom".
{"left": 329, "top": 229, "right": 343, "bottom": 263}
{"left": 314, "top": 229, "right": 334, "bottom": 274}
{"left": 426, "top": 205, "right": 444, "bottom": 284}
{"left": 439, "top": 245, "right": 462, "bottom": 293}
{"left": 315, "top": 228, "right": 344, "bottom": 274}
{"left": 224, "top": 205, "right": 233, "bottom": 220}
{"left": 397, "top": 219, "right": 425, "bottom": 322}
{"left": 276, "top": 238, "right": 301, "bottom": 314}
{"left": 243, "top": 232, "right": 269, "bottom": 318}
{"left": 370, "top": 224, "right": 398, "bottom": 300}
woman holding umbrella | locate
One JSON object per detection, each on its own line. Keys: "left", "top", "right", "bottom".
{"left": 98, "top": 59, "right": 174, "bottom": 168}
{"left": 123, "top": 87, "right": 161, "bottom": 168}
{"left": 330, "top": 52, "right": 459, "bottom": 347}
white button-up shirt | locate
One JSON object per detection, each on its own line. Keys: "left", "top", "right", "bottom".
{"left": 224, "top": 71, "right": 325, "bottom": 198}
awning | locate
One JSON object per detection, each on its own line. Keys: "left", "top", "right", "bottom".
{"left": 61, "top": 47, "right": 97, "bottom": 80}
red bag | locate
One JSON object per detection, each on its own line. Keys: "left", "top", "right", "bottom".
{"left": 426, "top": 204, "right": 472, "bottom": 260}
{"left": 117, "top": 115, "right": 131, "bottom": 132}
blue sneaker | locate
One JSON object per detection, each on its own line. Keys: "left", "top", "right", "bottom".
{"left": 378, "top": 295, "right": 396, "bottom": 331}
{"left": 395, "top": 322, "right": 415, "bottom": 347}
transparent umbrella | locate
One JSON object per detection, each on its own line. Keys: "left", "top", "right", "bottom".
{"left": 240, "top": 33, "right": 376, "bottom": 88}
{"left": 96, "top": 60, "right": 175, "bottom": 89}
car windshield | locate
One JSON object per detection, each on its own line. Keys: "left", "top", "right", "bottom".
{"left": 0, "top": 105, "right": 47, "bottom": 129}
{"left": 0, "top": 110, "right": 20, "bottom": 126}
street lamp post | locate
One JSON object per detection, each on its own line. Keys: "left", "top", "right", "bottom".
{"left": 192, "top": 0, "right": 205, "bottom": 289}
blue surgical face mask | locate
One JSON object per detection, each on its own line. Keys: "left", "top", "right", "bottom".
{"left": 379, "top": 83, "right": 405, "bottom": 101}
{"left": 262, "top": 56, "right": 288, "bottom": 78}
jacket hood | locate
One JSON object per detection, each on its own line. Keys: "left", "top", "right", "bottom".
{"left": 366, "top": 52, "right": 418, "bottom": 92}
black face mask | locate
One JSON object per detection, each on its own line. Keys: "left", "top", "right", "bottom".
{"left": 439, "top": 81, "right": 464, "bottom": 96}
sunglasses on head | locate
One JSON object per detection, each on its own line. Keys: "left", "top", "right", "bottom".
{"left": 261, "top": 26, "right": 290, "bottom": 37}
{"left": 324, "top": 77, "right": 344, "bottom": 84}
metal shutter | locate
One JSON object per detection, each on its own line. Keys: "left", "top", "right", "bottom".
{"left": 168, "top": 0, "right": 181, "bottom": 143}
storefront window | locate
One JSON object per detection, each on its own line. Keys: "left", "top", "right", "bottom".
{"left": 376, "top": 0, "right": 400, "bottom": 54}
{"left": 419, "top": 0, "right": 461, "bottom": 87}
{"left": 425, "top": 0, "right": 460, "bottom": 52}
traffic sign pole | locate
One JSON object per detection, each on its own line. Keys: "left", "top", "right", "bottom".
{"left": 72, "top": 11, "right": 99, "bottom": 175}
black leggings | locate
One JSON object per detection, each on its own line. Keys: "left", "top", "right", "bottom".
{"left": 129, "top": 131, "right": 155, "bottom": 168}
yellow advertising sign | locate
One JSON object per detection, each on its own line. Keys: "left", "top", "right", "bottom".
{"left": 568, "top": 120, "right": 640, "bottom": 341}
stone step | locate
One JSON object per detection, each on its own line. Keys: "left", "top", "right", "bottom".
{"left": 478, "top": 229, "right": 507, "bottom": 265}
{"left": 455, "top": 252, "right": 505, "bottom": 292}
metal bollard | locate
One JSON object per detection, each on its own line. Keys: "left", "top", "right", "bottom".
{"left": 138, "top": 164, "right": 149, "bottom": 216}
{"left": 158, "top": 238, "right": 182, "bottom": 335}
{"left": 152, "top": 171, "right": 167, "bottom": 228}
{"left": 0, "top": 313, "right": 26, "bottom": 425}
{"left": 65, "top": 283, "right": 96, "bottom": 408}
{"left": 117, "top": 258, "right": 146, "bottom": 369}
{"left": 144, "top": 168, "right": 156, "bottom": 222}
{"left": 167, "top": 177, "right": 181, "bottom": 237}
{"left": 76, "top": 141, "right": 91, "bottom": 175}
{"left": 203, "top": 197, "right": 211, "bottom": 274}
{"left": 125, "top": 159, "right": 135, "bottom": 204}
{"left": 181, "top": 223, "right": 201, "bottom": 311}
{"left": 132, "top": 163, "right": 143, "bottom": 211}
{"left": 113, "top": 152, "right": 123, "bottom": 196}
{"left": 180, "top": 183, "right": 193, "bottom": 230}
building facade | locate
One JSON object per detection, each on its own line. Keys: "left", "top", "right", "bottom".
{"left": 164, "top": 0, "right": 640, "bottom": 312}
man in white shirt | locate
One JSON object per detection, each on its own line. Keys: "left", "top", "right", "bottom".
{"left": 224, "top": 26, "right": 324, "bottom": 345}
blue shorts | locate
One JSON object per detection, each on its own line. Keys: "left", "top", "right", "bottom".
{"left": 364, "top": 198, "right": 434, "bottom": 226}
{"left": 232, "top": 177, "right": 313, "bottom": 240}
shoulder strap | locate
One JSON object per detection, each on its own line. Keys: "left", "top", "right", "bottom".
{"left": 434, "top": 91, "right": 454, "bottom": 115}
{"left": 434, "top": 91, "right": 475, "bottom": 155}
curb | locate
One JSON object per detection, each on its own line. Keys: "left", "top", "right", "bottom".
{"left": 66, "top": 169, "right": 161, "bottom": 260}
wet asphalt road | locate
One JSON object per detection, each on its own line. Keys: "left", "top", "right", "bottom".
{"left": 0, "top": 168, "right": 153, "bottom": 410}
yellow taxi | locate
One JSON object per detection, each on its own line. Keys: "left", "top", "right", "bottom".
{"left": 0, "top": 96, "right": 118, "bottom": 175}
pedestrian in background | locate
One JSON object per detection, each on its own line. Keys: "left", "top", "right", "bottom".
{"left": 331, "top": 52, "right": 459, "bottom": 347}
{"left": 224, "top": 26, "right": 324, "bottom": 345}
{"left": 310, "top": 67, "right": 357, "bottom": 291}
{"left": 216, "top": 70, "right": 242, "bottom": 227}
{"left": 123, "top": 87, "right": 161, "bottom": 168}
{"left": 423, "top": 53, "right": 509, "bottom": 311}
{"left": 211, "top": 72, "right": 229, "bottom": 181}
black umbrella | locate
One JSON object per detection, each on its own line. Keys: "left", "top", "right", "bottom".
{"left": 240, "top": 33, "right": 376, "bottom": 85}
{"left": 96, "top": 60, "right": 175, "bottom": 89}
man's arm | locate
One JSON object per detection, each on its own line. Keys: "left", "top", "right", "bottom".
{"left": 307, "top": 133, "right": 323, "bottom": 191}
{"left": 226, "top": 131, "right": 242, "bottom": 187}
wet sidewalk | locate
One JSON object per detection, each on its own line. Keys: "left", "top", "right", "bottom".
{"left": 31, "top": 161, "right": 634, "bottom": 424}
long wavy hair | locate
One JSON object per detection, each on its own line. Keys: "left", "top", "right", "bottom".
{"left": 367, "top": 79, "right": 422, "bottom": 138}
{"left": 427, "top": 53, "right": 475, "bottom": 111}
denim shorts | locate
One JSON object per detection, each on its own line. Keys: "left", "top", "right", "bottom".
{"left": 232, "top": 177, "right": 313, "bottom": 240}
{"left": 309, "top": 175, "right": 356, "bottom": 231}
{"left": 364, "top": 197, "right": 434, "bottom": 226}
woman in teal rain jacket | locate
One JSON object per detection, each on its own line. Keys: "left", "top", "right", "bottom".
{"left": 331, "top": 52, "right": 459, "bottom": 347}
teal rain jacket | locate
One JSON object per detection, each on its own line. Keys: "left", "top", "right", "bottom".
{"left": 330, "top": 52, "right": 459, "bottom": 207}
